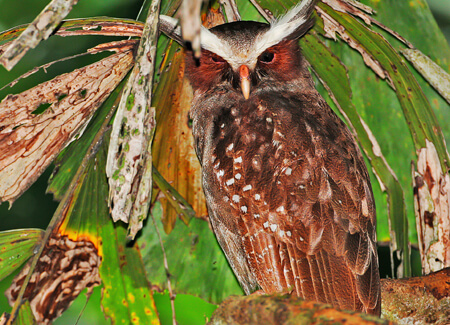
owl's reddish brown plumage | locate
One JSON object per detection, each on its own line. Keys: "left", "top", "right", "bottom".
{"left": 183, "top": 1, "right": 380, "bottom": 316}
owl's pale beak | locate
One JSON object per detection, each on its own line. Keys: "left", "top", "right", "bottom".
{"left": 239, "top": 65, "right": 251, "bottom": 100}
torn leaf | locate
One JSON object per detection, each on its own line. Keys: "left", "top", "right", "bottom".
{"left": 5, "top": 234, "right": 101, "bottom": 324}
{"left": 413, "top": 139, "right": 450, "bottom": 274}
{"left": 402, "top": 48, "right": 450, "bottom": 105}
{"left": 219, "top": 0, "right": 241, "bottom": 22}
{"left": 152, "top": 43, "right": 206, "bottom": 233}
{"left": 0, "top": 42, "right": 135, "bottom": 205}
{"left": 315, "top": 5, "right": 387, "bottom": 81}
{"left": 106, "top": 1, "right": 161, "bottom": 239}
{"left": 0, "top": 0, "right": 79, "bottom": 70}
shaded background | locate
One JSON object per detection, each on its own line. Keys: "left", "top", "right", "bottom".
{"left": 0, "top": 0, "right": 449, "bottom": 324}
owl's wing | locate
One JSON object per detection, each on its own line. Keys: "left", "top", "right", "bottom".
{"left": 204, "top": 95, "right": 380, "bottom": 314}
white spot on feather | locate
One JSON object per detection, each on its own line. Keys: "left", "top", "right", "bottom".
{"left": 255, "top": 194, "right": 261, "bottom": 200}
{"left": 234, "top": 156, "right": 243, "bottom": 163}
{"left": 232, "top": 195, "right": 240, "bottom": 203}
{"left": 361, "top": 198, "right": 369, "bottom": 216}
{"left": 214, "top": 161, "right": 220, "bottom": 169}
{"left": 254, "top": 214, "right": 260, "bottom": 219}
{"left": 285, "top": 167, "right": 292, "bottom": 175}
{"left": 266, "top": 117, "right": 272, "bottom": 123}
{"left": 221, "top": 123, "right": 225, "bottom": 128}
{"left": 263, "top": 221, "right": 269, "bottom": 228}
{"left": 216, "top": 170, "right": 224, "bottom": 178}
{"left": 286, "top": 231, "right": 292, "bottom": 237}
{"left": 235, "top": 173, "right": 242, "bottom": 180}
{"left": 226, "top": 143, "right": 234, "bottom": 152}
{"left": 276, "top": 206, "right": 285, "bottom": 212}
{"left": 270, "top": 224, "right": 277, "bottom": 232}
{"left": 226, "top": 178, "right": 235, "bottom": 186}
{"left": 243, "top": 184, "right": 252, "bottom": 192}
{"left": 241, "top": 206, "right": 247, "bottom": 213}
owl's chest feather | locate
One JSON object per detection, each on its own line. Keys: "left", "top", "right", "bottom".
{"left": 195, "top": 94, "right": 320, "bottom": 224}
{"left": 191, "top": 90, "right": 372, "bottom": 236}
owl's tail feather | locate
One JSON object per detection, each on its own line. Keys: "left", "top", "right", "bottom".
{"left": 261, "top": 237, "right": 380, "bottom": 316}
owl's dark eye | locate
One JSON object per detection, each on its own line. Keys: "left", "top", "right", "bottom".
{"left": 259, "top": 51, "right": 275, "bottom": 63}
{"left": 211, "top": 54, "right": 226, "bottom": 64}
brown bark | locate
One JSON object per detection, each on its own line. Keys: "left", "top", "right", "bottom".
{"left": 381, "top": 267, "right": 450, "bottom": 324}
{"left": 210, "top": 268, "right": 450, "bottom": 324}
{"left": 210, "top": 294, "right": 392, "bottom": 325}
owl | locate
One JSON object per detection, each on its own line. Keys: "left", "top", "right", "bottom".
{"left": 166, "top": 0, "right": 381, "bottom": 315}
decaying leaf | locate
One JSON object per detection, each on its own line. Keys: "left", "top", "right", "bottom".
{"left": 315, "top": 5, "right": 388, "bottom": 82}
{"left": 56, "top": 17, "right": 144, "bottom": 38}
{"left": 219, "top": 0, "right": 241, "bottom": 22}
{"left": 152, "top": 44, "right": 207, "bottom": 233}
{"left": 0, "top": 40, "right": 135, "bottom": 205}
{"left": 152, "top": 1, "right": 229, "bottom": 233}
{"left": 413, "top": 139, "right": 450, "bottom": 275}
{"left": 0, "top": 18, "right": 144, "bottom": 51}
{"left": 0, "top": 0, "right": 79, "bottom": 70}
{"left": 5, "top": 233, "right": 101, "bottom": 324}
{"left": 106, "top": 1, "right": 161, "bottom": 239}
{"left": 402, "top": 48, "right": 450, "bottom": 104}
{"left": 322, "top": 0, "right": 372, "bottom": 24}
{"left": 321, "top": 0, "right": 412, "bottom": 48}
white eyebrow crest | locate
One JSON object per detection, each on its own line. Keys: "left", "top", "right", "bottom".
{"left": 200, "top": 27, "right": 234, "bottom": 62}
{"left": 254, "top": 0, "right": 316, "bottom": 54}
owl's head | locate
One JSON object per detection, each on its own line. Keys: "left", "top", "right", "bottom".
{"left": 160, "top": 0, "right": 317, "bottom": 99}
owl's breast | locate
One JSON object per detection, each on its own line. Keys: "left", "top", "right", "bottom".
{"left": 196, "top": 95, "right": 316, "bottom": 227}
{"left": 193, "top": 91, "right": 374, "bottom": 239}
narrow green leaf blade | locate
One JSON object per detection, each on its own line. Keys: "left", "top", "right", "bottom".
{"left": 139, "top": 202, "right": 243, "bottom": 304}
{"left": 13, "top": 301, "right": 35, "bottom": 325}
{"left": 318, "top": 2, "right": 450, "bottom": 171}
{"left": 93, "top": 139, "right": 159, "bottom": 325}
{"left": 100, "top": 222, "right": 160, "bottom": 325}
{"left": 365, "top": 0, "right": 450, "bottom": 145}
{"left": 0, "top": 229, "right": 43, "bottom": 282}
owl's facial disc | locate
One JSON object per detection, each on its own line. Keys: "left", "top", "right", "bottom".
{"left": 182, "top": 0, "right": 317, "bottom": 98}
